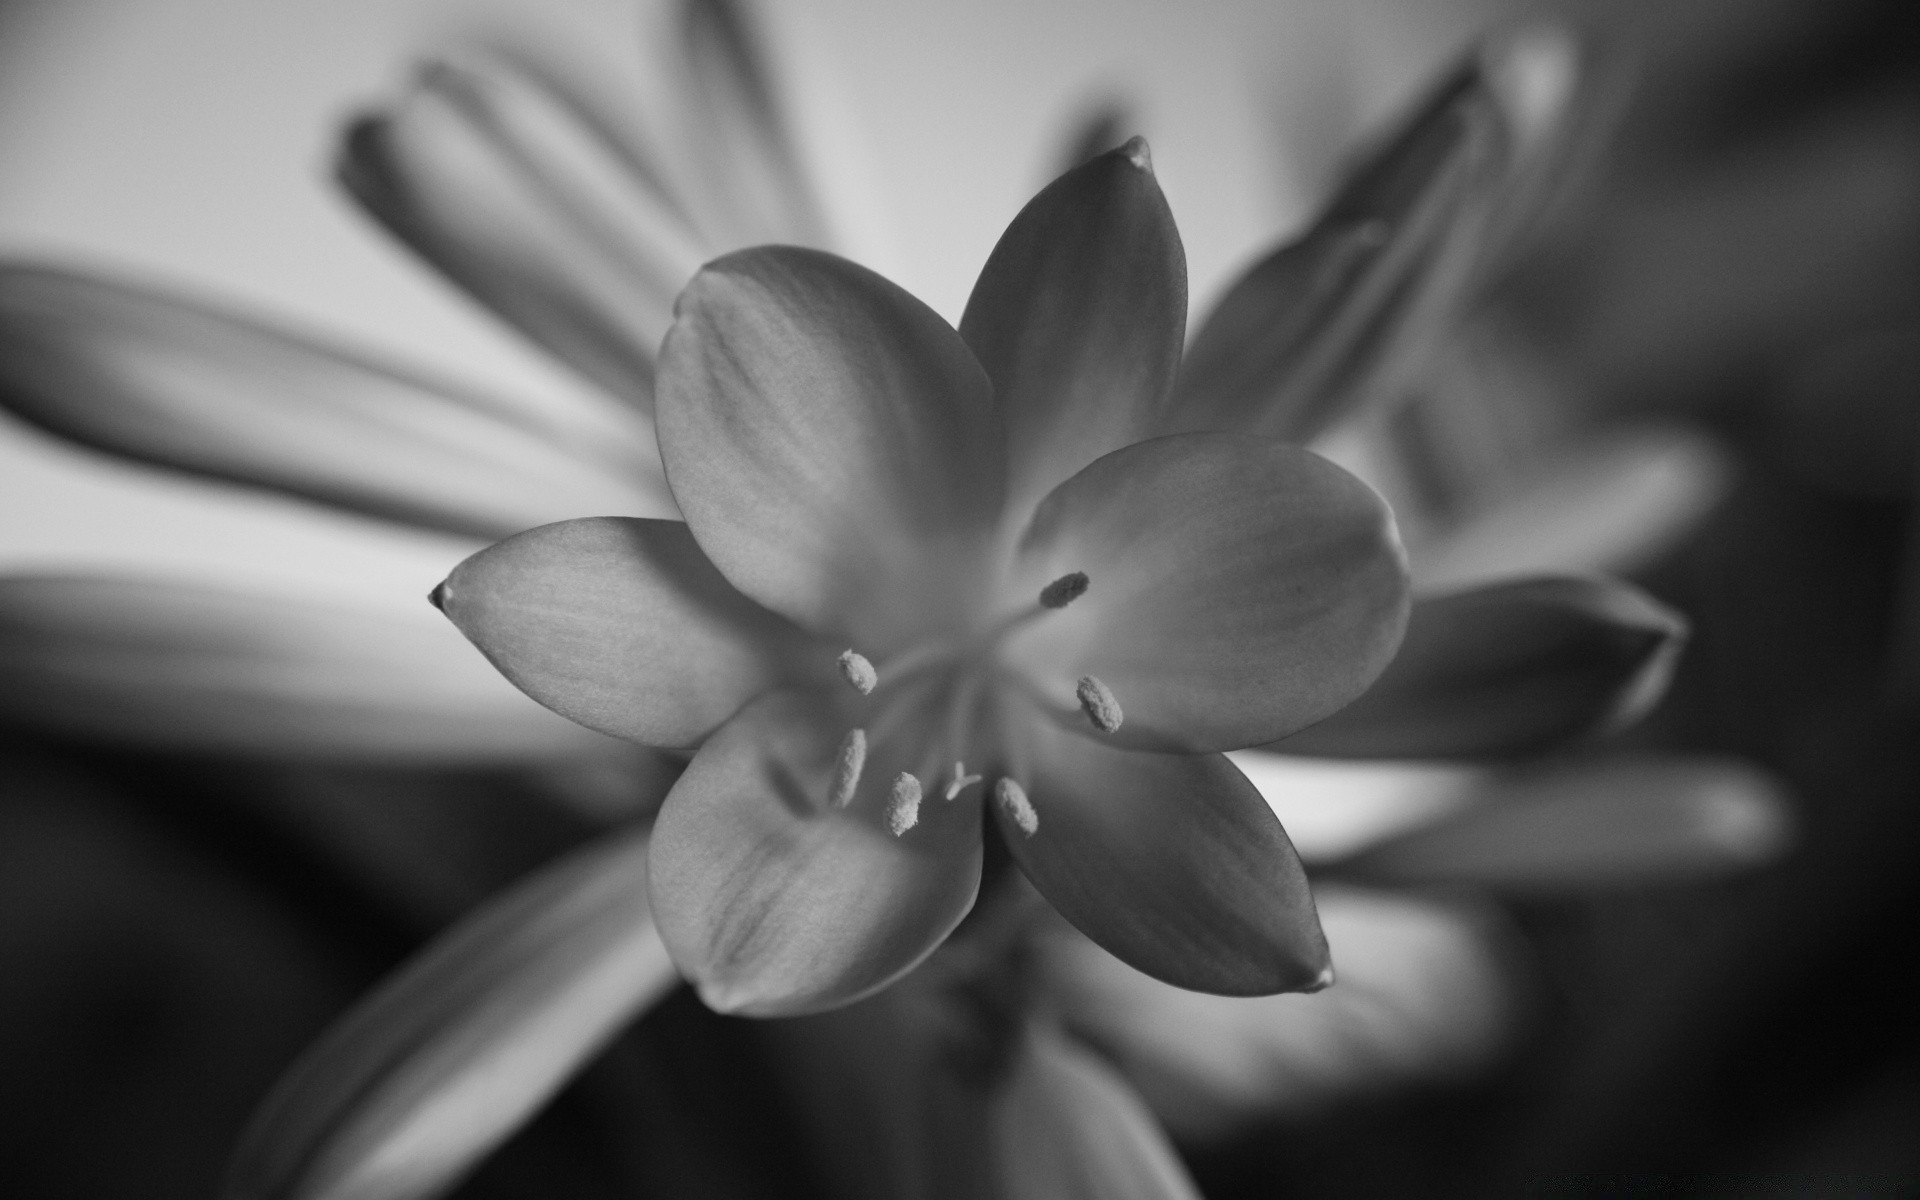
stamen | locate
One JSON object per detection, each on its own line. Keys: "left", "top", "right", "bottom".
{"left": 1039, "top": 571, "right": 1089, "bottom": 609}
{"left": 836, "top": 649, "right": 878, "bottom": 695}
{"left": 944, "top": 760, "right": 984, "bottom": 801}
{"left": 828, "top": 728, "right": 867, "bottom": 809}
{"left": 886, "top": 773, "right": 922, "bottom": 836}
{"left": 1076, "top": 675, "right": 1124, "bottom": 733}
{"left": 995, "top": 777, "right": 1038, "bottom": 836}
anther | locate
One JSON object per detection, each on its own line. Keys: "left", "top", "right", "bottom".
{"left": 1038, "top": 571, "right": 1089, "bottom": 609}
{"left": 945, "top": 761, "right": 983, "bottom": 801}
{"left": 1076, "top": 675, "right": 1123, "bottom": 733}
{"left": 995, "top": 777, "right": 1038, "bottom": 837}
{"left": 886, "top": 773, "right": 922, "bottom": 836}
{"left": 828, "top": 728, "right": 867, "bottom": 809}
{"left": 837, "top": 649, "right": 877, "bottom": 695}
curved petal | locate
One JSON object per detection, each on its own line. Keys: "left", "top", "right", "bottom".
{"left": 0, "top": 575, "right": 605, "bottom": 762}
{"left": 1039, "top": 888, "right": 1514, "bottom": 1141}
{"left": 1333, "top": 756, "right": 1794, "bottom": 890}
{"left": 1006, "top": 433, "right": 1409, "bottom": 751}
{"left": 990, "top": 1023, "right": 1201, "bottom": 1200}
{"left": 341, "top": 54, "right": 708, "bottom": 411}
{"left": 649, "top": 688, "right": 983, "bottom": 1015}
{"left": 0, "top": 263, "right": 664, "bottom": 538}
{"left": 224, "top": 828, "right": 673, "bottom": 1200}
{"left": 959, "top": 139, "right": 1186, "bottom": 516}
{"left": 655, "top": 246, "right": 1004, "bottom": 650}
{"left": 1169, "top": 56, "right": 1509, "bottom": 443}
{"left": 1273, "top": 576, "right": 1687, "bottom": 759}
{"left": 998, "top": 708, "right": 1327, "bottom": 996}
{"left": 434, "top": 517, "right": 826, "bottom": 751}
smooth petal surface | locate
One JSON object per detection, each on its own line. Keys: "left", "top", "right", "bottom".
{"left": 0, "top": 264, "right": 663, "bottom": 538}
{"left": 959, "top": 139, "right": 1186, "bottom": 516}
{"left": 1334, "top": 757, "right": 1794, "bottom": 890}
{"left": 1411, "top": 423, "right": 1734, "bottom": 590}
{"left": 674, "top": 0, "right": 835, "bottom": 250}
{"left": 342, "top": 54, "right": 708, "bottom": 411}
{"left": 656, "top": 246, "right": 1003, "bottom": 649}
{"left": 1274, "top": 576, "right": 1686, "bottom": 759}
{"left": 434, "top": 517, "right": 823, "bottom": 751}
{"left": 649, "top": 689, "right": 983, "bottom": 1015}
{"left": 1169, "top": 57, "right": 1508, "bottom": 443}
{"left": 1040, "top": 888, "right": 1514, "bottom": 1141}
{"left": 1008, "top": 434, "right": 1409, "bottom": 751}
{"left": 990, "top": 1023, "right": 1201, "bottom": 1200}
{"left": 225, "top": 828, "right": 674, "bottom": 1200}
{"left": 0, "top": 575, "right": 606, "bottom": 761}
{"left": 999, "top": 709, "right": 1328, "bottom": 996}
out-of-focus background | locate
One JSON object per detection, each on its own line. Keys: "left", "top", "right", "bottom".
{"left": 2, "top": 0, "right": 1918, "bottom": 1195}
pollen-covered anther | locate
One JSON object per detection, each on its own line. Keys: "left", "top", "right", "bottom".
{"left": 944, "top": 760, "right": 983, "bottom": 801}
{"left": 996, "top": 777, "right": 1038, "bottom": 837}
{"left": 1038, "top": 571, "right": 1089, "bottom": 609}
{"left": 886, "top": 773, "right": 922, "bottom": 836}
{"left": 828, "top": 728, "right": 867, "bottom": 809}
{"left": 1076, "top": 675, "right": 1124, "bottom": 733}
{"left": 836, "top": 648, "right": 878, "bottom": 694}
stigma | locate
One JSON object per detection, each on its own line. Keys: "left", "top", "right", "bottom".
{"left": 887, "top": 773, "right": 922, "bottom": 836}
{"left": 837, "top": 649, "right": 877, "bottom": 694}
{"left": 944, "top": 761, "right": 983, "bottom": 801}
{"left": 828, "top": 728, "right": 867, "bottom": 809}
{"left": 1076, "top": 675, "right": 1123, "bottom": 733}
{"left": 995, "top": 777, "right": 1038, "bottom": 836}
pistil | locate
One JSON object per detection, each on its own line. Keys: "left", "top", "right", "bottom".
{"left": 944, "top": 760, "right": 984, "bottom": 801}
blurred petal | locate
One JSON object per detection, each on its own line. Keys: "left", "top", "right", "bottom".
{"left": 1274, "top": 576, "right": 1686, "bottom": 759}
{"left": 990, "top": 1022, "right": 1201, "bottom": 1200}
{"left": 1229, "top": 753, "right": 1481, "bottom": 864}
{"left": 225, "top": 828, "right": 673, "bottom": 1200}
{"left": 1001, "top": 710, "right": 1327, "bottom": 996}
{"left": 0, "top": 575, "right": 605, "bottom": 762}
{"left": 656, "top": 246, "right": 1003, "bottom": 650}
{"left": 1335, "top": 756, "right": 1794, "bottom": 890}
{"left": 1170, "top": 56, "right": 1508, "bottom": 443}
{"left": 1009, "top": 434, "right": 1409, "bottom": 751}
{"left": 649, "top": 689, "right": 982, "bottom": 1015}
{"left": 434, "top": 517, "right": 824, "bottom": 751}
{"left": 342, "top": 54, "right": 708, "bottom": 411}
{"left": 0, "top": 263, "right": 664, "bottom": 539}
{"left": 1411, "top": 423, "right": 1734, "bottom": 590}
{"left": 1041, "top": 887, "right": 1514, "bottom": 1141}
{"left": 959, "top": 139, "right": 1186, "bottom": 515}
{"left": 674, "top": 0, "right": 835, "bottom": 249}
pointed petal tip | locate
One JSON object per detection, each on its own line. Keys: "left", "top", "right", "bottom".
{"left": 426, "top": 580, "right": 449, "bottom": 612}
{"left": 1116, "top": 135, "right": 1153, "bottom": 173}
{"left": 1306, "top": 964, "right": 1335, "bottom": 993}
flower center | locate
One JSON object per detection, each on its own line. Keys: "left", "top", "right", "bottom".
{"left": 828, "top": 571, "right": 1124, "bottom": 839}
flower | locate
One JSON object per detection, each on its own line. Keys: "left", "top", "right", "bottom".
{"left": 431, "top": 136, "right": 1414, "bottom": 1017}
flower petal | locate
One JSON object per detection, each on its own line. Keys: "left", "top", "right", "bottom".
{"left": 989, "top": 1023, "right": 1202, "bottom": 1200}
{"left": 0, "top": 575, "right": 606, "bottom": 762}
{"left": 1039, "top": 888, "right": 1514, "bottom": 1141}
{"left": 1168, "top": 56, "right": 1508, "bottom": 443}
{"left": 1410, "top": 423, "right": 1734, "bottom": 590}
{"left": 0, "top": 263, "right": 665, "bottom": 539}
{"left": 1274, "top": 576, "right": 1687, "bottom": 759}
{"left": 673, "top": 0, "right": 836, "bottom": 249}
{"left": 1333, "top": 756, "right": 1794, "bottom": 890}
{"left": 959, "top": 139, "right": 1186, "bottom": 516}
{"left": 341, "top": 54, "right": 708, "bottom": 411}
{"left": 434, "top": 517, "right": 825, "bottom": 751}
{"left": 1007, "top": 433, "right": 1409, "bottom": 751}
{"left": 998, "top": 711, "right": 1327, "bottom": 996}
{"left": 649, "top": 689, "right": 983, "bottom": 1015}
{"left": 225, "top": 828, "right": 674, "bottom": 1200}
{"left": 655, "top": 246, "right": 1003, "bottom": 649}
